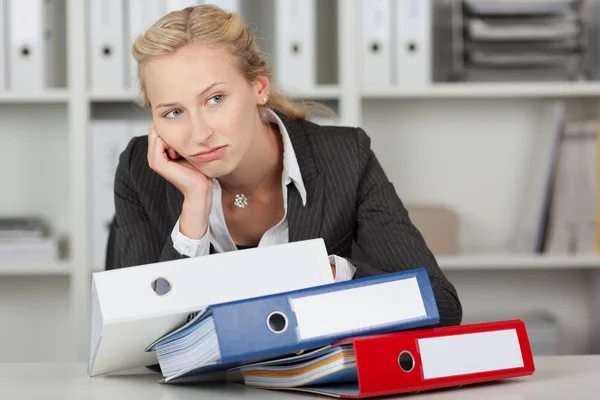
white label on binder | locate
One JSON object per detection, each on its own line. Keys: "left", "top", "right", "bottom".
{"left": 291, "top": 277, "right": 426, "bottom": 340}
{"left": 418, "top": 329, "right": 525, "bottom": 379}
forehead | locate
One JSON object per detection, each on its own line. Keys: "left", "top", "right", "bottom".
{"left": 144, "top": 44, "right": 243, "bottom": 97}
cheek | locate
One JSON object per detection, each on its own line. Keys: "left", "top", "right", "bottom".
{"left": 153, "top": 120, "right": 188, "bottom": 150}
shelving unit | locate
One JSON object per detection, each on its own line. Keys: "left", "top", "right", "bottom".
{"left": 437, "top": 254, "right": 600, "bottom": 271}
{"left": 362, "top": 82, "right": 600, "bottom": 99}
{"left": 3, "top": 0, "right": 600, "bottom": 364}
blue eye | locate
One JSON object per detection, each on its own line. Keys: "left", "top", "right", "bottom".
{"left": 165, "top": 109, "right": 182, "bottom": 118}
{"left": 207, "top": 94, "right": 224, "bottom": 105}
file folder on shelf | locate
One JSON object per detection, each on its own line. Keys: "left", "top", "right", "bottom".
{"left": 0, "top": 0, "right": 5, "bottom": 90}
{"left": 8, "top": 0, "right": 65, "bottom": 90}
{"left": 239, "top": 319, "right": 535, "bottom": 398}
{"left": 360, "top": 0, "right": 392, "bottom": 87}
{"left": 395, "top": 0, "right": 432, "bottom": 87}
{"left": 88, "top": 238, "right": 334, "bottom": 377}
{"left": 127, "top": 0, "right": 164, "bottom": 89}
{"left": 89, "top": 0, "right": 126, "bottom": 91}
{"left": 146, "top": 268, "right": 439, "bottom": 382}
{"left": 274, "top": 0, "right": 316, "bottom": 90}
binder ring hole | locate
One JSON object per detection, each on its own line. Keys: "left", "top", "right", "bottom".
{"left": 398, "top": 351, "right": 414, "bottom": 373}
{"left": 267, "top": 312, "right": 288, "bottom": 334}
{"left": 292, "top": 43, "right": 300, "bottom": 53}
{"left": 21, "top": 47, "right": 30, "bottom": 57}
{"left": 407, "top": 42, "right": 417, "bottom": 53}
{"left": 102, "top": 46, "right": 112, "bottom": 56}
{"left": 151, "top": 277, "right": 172, "bottom": 296}
{"left": 371, "top": 42, "right": 380, "bottom": 52}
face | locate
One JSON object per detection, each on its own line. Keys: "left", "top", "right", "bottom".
{"left": 143, "top": 44, "right": 269, "bottom": 178}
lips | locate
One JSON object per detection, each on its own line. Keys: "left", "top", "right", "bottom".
{"left": 190, "top": 145, "right": 228, "bottom": 162}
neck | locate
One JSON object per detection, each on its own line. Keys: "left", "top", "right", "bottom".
{"left": 218, "top": 114, "right": 283, "bottom": 195}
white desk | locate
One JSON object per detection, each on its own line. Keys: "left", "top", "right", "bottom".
{"left": 0, "top": 356, "right": 599, "bottom": 399}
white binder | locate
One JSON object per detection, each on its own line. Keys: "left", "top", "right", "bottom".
{"left": 165, "top": 0, "right": 199, "bottom": 13}
{"left": 90, "top": 120, "right": 137, "bottom": 270}
{"left": 89, "top": 0, "right": 126, "bottom": 91}
{"left": 127, "top": 0, "right": 164, "bottom": 90}
{"left": 7, "top": 0, "right": 61, "bottom": 90}
{"left": 203, "top": 0, "right": 240, "bottom": 14}
{"left": 395, "top": 0, "right": 432, "bottom": 87}
{"left": 274, "top": 0, "right": 316, "bottom": 91}
{"left": 361, "top": 0, "right": 392, "bottom": 88}
{"left": 0, "top": 0, "right": 5, "bottom": 90}
{"left": 88, "top": 238, "right": 334, "bottom": 376}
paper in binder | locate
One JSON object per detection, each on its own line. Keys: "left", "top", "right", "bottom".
{"left": 239, "top": 320, "right": 534, "bottom": 398}
{"left": 89, "top": 0, "right": 126, "bottom": 91}
{"left": 146, "top": 268, "right": 439, "bottom": 382}
{"left": 88, "top": 239, "right": 334, "bottom": 377}
{"left": 360, "top": 0, "right": 392, "bottom": 87}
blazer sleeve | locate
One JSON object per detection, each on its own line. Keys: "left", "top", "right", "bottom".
{"left": 345, "top": 128, "right": 462, "bottom": 327}
{"left": 113, "top": 137, "right": 187, "bottom": 268}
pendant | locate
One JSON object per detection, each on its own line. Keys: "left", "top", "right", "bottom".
{"left": 233, "top": 194, "right": 249, "bottom": 208}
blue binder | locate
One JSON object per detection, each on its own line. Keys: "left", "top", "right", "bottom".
{"left": 146, "top": 267, "right": 439, "bottom": 382}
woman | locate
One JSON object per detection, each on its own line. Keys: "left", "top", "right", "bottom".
{"left": 114, "top": 5, "right": 462, "bottom": 326}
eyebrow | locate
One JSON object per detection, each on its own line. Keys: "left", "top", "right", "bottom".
{"left": 154, "top": 81, "right": 226, "bottom": 110}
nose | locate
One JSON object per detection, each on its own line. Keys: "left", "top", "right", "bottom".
{"left": 190, "top": 112, "right": 212, "bottom": 145}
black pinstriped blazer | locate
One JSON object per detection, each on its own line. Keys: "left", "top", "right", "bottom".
{"left": 113, "top": 111, "right": 462, "bottom": 326}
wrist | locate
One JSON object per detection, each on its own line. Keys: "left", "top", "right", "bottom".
{"left": 180, "top": 198, "right": 209, "bottom": 240}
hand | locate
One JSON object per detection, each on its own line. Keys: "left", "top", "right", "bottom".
{"left": 147, "top": 123, "right": 212, "bottom": 239}
{"left": 147, "top": 123, "right": 212, "bottom": 199}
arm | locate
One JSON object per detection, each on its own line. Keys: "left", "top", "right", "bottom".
{"left": 343, "top": 128, "right": 462, "bottom": 327}
{"left": 113, "top": 137, "right": 187, "bottom": 268}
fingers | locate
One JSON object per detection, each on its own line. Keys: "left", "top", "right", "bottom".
{"left": 167, "top": 147, "right": 179, "bottom": 160}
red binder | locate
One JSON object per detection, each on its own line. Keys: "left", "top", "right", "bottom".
{"left": 290, "top": 319, "right": 535, "bottom": 398}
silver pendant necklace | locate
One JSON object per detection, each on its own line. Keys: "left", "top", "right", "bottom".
{"left": 223, "top": 161, "right": 278, "bottom": 209}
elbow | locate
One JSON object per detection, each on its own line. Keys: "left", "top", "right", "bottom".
{"left": 430, "top": 277, "right": 463, "bottom": 327}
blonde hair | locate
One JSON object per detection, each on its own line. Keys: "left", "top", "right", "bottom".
{"left": 131, "top": 5, "right": 330, "bottom": 121}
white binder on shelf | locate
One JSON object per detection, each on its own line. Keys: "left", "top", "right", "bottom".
{"left": 274, "top": 0, "right": 316, "bottom": 91}
{"left": 0, "top": 0, "right": 5, "bottom": 91}
{"left": 202, "top": 0, "right": 240, "bottom": 14}
{"left": 165, "top": 0, "right": 199, "bottom": 13}
{"left": 569, "top": 122, "right": 597, "bottom": 254}
{"left": 360, "top": 0, "right": 392, "bottom": 88}
{"left": 88, "top": 238, "right": 335, "bottom": 376}
{"left": 90, "top": 120, "right": 137, "bottom": 270}
{"left": 127, "top": 0, "right": 164, "bottom": 90}
{"left": 89, "top": 0, "right": 126, "bottom": 91}
{"left": 7, "top": 0, "right": 62, "bottom": 90}
{"left": 395, "top": 0, "right": 432, "bottom": 87}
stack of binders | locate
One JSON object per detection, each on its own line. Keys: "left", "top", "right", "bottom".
{"left": 451, "top": 0, "right": 589, "bottom": 82}
{"left": 144, "top": 267, "right": 536, "bottom": 397}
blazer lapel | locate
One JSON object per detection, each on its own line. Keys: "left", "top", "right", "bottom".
{"left": 279, "top": 112, "right": 325, "bottom": 242}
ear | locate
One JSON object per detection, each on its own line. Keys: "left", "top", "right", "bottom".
{"left": 253, "top": 75, "right": 271, "bottom": 105}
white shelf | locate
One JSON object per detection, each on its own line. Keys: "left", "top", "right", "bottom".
{"left": 437, "top": 254, "right": 600, "bottom": 271}
{"left": 0, "top": 260, "right": 71, "bottom": 276}
{"left": 89, "top": 85, "right": 341, "bottom": 103}
{"left": 0, "top": 89, "right": 70, "bottom": 103}
{"left": 362, "top": 82, "right": 600, "bottom": 99}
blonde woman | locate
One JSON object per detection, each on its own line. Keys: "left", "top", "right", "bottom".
{"left": 113, "top": 5, "right": 462, "bottom": 326}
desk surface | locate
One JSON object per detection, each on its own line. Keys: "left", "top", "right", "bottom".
{"left": 1, "top": 356, "right": 599, "bottom": 399}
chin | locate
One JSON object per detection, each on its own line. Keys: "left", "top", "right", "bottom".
{"left": 194, "top": 160, "right": 237, "bottom": 179}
